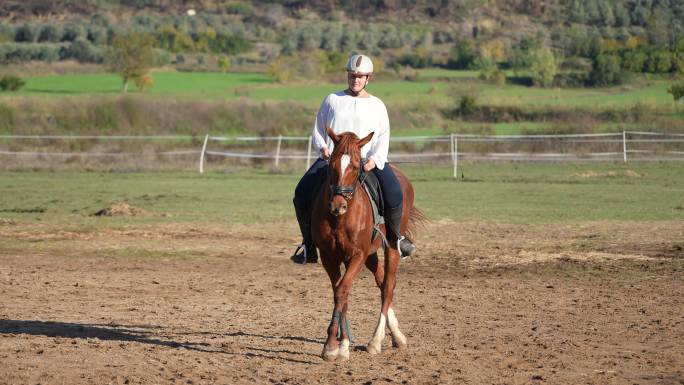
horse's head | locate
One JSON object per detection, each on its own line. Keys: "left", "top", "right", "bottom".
{"left": 326, "top": 126, "right": 374, "bottom": 216}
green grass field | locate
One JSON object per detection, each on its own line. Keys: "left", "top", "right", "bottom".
{"left": 1, "top": 163, "right": 682, "bottom": 233}
{"left": 8, "top": 70, "right": 681, "bottom": 110}
{"left": 392, "top": 121, "right": 667, "bottom": 136}
{"left": 16, "top": 72, "right": 272, "bottom": 98}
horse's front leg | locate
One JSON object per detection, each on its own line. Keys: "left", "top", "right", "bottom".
{"left": 322, "top": 253, "right": 365, "bottom": 361}
{"left": 368, "top": 248, "right": 407, "bottom": 354}
{"left": 320, "top": 257, "right": 342, "bottom": 361}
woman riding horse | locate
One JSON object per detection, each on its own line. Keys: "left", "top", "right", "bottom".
{"left": 292, "top": 53, "right": 417, "bottom": 264}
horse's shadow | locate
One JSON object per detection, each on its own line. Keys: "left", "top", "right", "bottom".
{"left": 0, "top": 319, "right": 205, "bottom": 349}
{"left": 212, "top": 330, "right": 322, "bottom": 345}
{"left": 0, "top": 319, "right": 320, "bottom": 364}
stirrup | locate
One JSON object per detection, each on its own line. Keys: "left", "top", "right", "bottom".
{"left": 291, "top": 243, "right": 317, "bottom": 265}
{"left": 396, "top": 236, "right": 416, "bottom": 260}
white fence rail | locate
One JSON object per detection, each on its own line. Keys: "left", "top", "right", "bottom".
{"left": 2, "top": 131, "right": 684, "bottom": 177}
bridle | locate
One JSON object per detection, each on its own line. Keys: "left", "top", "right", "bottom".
{"left": 329, "top": 153, "right": 368, "bottom": 202}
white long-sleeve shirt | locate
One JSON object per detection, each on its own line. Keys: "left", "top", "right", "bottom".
{"left": 312, "top": 91, "right": 391, "bottom": 170}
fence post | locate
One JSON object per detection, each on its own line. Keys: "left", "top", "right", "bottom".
{"left": 450, "top": 133, "right": 457, "bottom": 180}
{"left": 199, "top": 134, "right": 209, "bottom": 174}
{"left": 306, "top": 135, "right": 312, "bottom": 170}
{"left": 454, "top": 135, "right": 458, "bottom": 179}
{"left": 275, "top": 134, "right": 282, "bottom": 168}
{"left": 622, "top": 131, "right": 627, "bottom": 163}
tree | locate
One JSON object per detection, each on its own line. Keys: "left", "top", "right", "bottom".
{"left": 613, "top": 2, "right": 630, "bottom": 27}
{"left": 623, "top": 50, "right": 647, "bottom": 72}
{"left": 590, "top": 54, "right": 625, "bottom": 86}
{"left": 38, "top": 24, "right": 62, "bottom": 43}
{"left": 156, "top": 26, "right": 193, "bottom": 53}
{"left": 15, "top": 23, "right": 39, "bottom": 43}
{"left": 217, "top": 56, "right": 231, "bottom": 72}
{"left": 598, "top": 0, "right": 615, "bottom": 26}
{"left": 69, "top": 38, "right": 98, "bottom": 62}
{"left": 530, "top": 47, "right": 558, "bottom": 87}
{"left": 569, "top": 0, "right": 587, "bottom": 23}
{"left": 62, "top": 23, "right": 86, "bottom": 42}
{"left": 134, "top": 74, "right": 154, "bottom": 92}
{"left": 584, "top": 0, "right": 600, "bottom": 24}
{"left": 0, "top": 75, "right": 25, "bottom": 91}
{"left": 646, "top": 7, "right": 671, "bottom": 46}
{"left": 448, "top": 40, "right": 476, "bottom": 69}
{"left": 209, "top": 33, "right": 251, "bottom": 55}
{"left": 645, "top": 49, "right": 673, "bottom": 73}
{"left": 668, "top": 81, "right": 684, "bottom": 102}
{"left": 673, "top": 52, "right": 684, "bottom": 75}
{"left": 107, "top": 33, "right": 155, "bottom": 93}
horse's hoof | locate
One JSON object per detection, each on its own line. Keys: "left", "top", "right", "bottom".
{"left": 338, "top": 340, "right": 350, "bottom": 360}
{"left": 391, "top": 333, "right": 408, "bottom": 349}
{"left": 322, "top": 347, "right": 339, "bottom": 362}
{"left": 338, "top": 350, "right": 350, "bottom": 361}
{"left": 366, "top": 343, "right": 381, "bottom": 355}
{"left": 392, "top": 338, "right": 408, "bottom": 350}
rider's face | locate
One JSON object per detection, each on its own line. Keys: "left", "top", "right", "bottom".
{"left": 347, "top": 73, "right": 368, "bottom": 93}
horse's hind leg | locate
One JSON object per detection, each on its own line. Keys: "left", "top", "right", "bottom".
{"left": 365, "top": 252, "right": 384, "bottom": 289}
{"left": 388, "top": 306, "right": 407, "bottom": 349}
{"left": 365, "top": 252, "right": 387, "bottom": 354}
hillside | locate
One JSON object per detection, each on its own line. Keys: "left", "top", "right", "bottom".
{"left": 0, "top": 0, "right": 682, "bottom": 84}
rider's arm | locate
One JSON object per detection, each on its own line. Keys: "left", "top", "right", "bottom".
{"left": 366, "top": 100, "right": 390, "bottom": 170}
{"left": 312, "top": 95, "right": 332, "bottom": 158}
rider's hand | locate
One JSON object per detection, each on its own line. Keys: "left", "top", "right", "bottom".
{"left": 321, "top": 147, "right": 331, "bottom": 159}
{"left": 363, "top": 158, "right": 376, "bottom": 172}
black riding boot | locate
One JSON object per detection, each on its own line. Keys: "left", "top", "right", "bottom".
{"left": 384, "top": 205, "right": 416, "bottom": 258}
{"left": 291, "top": 203, "right": 318, "bottom": 264}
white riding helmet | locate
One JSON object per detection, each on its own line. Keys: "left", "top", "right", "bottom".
{"left": 346, "top": 54, "right": 373, "bottom": 75}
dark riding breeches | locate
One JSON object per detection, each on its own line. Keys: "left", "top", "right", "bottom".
{"left": 293, "top": 157, "right": 328, "bottom": 213}
{"left": 293, "top": 157, "right": 403, "bottom": 213}
{"left": 371, "top": 163, "right": 403, "bottom": 209}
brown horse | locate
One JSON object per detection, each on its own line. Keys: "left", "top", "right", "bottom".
{"left": 311, "top": 127, "right": 422, "bottom": 361}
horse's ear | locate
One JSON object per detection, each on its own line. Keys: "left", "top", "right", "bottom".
{"left": 326, "top": 126, "right": 340, "bottom": 145}
{"left": 358, "top": 132, "right": 374, "bottom": 147}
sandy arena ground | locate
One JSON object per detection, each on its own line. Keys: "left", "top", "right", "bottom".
{"left": 1, "top": 220, "right": 683, "bottom": 385}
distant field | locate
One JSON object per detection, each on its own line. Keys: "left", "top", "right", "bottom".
{"left": 392, "top": 121, "right": 670, "bottom": 136}
{"left": 1, "top": 163, "right": 682, "bottom": 230}
{"left": 16, "top": 72, "right": 272, "bottom": 99}
{"left": 7, "top": 70, "right": 680, "bottom": 110}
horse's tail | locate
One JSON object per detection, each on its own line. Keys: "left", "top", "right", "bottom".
{"left": 406, "top": 205, "right": 429, "bottom": 242}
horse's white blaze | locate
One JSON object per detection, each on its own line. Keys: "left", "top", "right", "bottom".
{"left": 388, "top": 308, "right": 407, "bottom": 348}
{"left": 339, "top": 339, "right": 350, "bottom": 360}
{"left": 367, "top": 313, "right": 386, "bottom": 354}
{"left": 340, "top": 154, "right": 350, "bottom": 178}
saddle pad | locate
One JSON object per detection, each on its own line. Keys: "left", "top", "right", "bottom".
{"left": 360, "top": 171, "right": 385, "bottom": 244}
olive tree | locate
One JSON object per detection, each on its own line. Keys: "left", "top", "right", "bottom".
{"left": 107, "top": 33, "right": 155, "bottom": 93}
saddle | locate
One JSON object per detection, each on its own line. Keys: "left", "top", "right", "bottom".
{"left": 359, "top": 170, "right": 386, "bottom": 244}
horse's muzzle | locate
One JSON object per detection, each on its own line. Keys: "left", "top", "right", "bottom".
{"left": 329, "top": 196, "right": 348, "bottom": 216}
